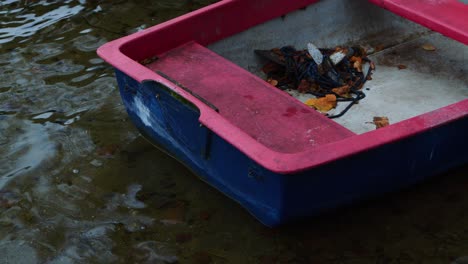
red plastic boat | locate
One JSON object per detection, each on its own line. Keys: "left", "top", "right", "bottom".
{"left": 98, "top": 0, "right": 468, "bottom": 226}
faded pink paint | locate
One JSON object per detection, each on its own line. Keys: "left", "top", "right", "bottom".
{"left": 369, "top": 0, "right": 468, "bottom": 44}
{"left": 147, "top": 42, "right": 355, "bottom": 153}
{"left": 98, "top": 0, "right": 468, "bottom": 174}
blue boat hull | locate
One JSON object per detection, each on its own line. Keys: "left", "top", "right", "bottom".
{"left": 116, "top": 69, "right": 468, "bottom": 226}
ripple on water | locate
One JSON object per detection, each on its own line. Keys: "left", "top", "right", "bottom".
{"left": 0, "top": 118, "right": 57, "bottom": 188}
{"left": 0, "top": 3, "right": 85, "bottom": 44}
{"left": 0, "top": 75, "right": 116, "bottom": 118}
{"left": 28, "top": 43, "right": 65, "bottom": 61}
{"left": 71, "top": 72, "right": 95, "bottom": 83}
{"left": 0, "top": 241, "right": 38, "bottom": 264}
{"left": 73, "top": 34, "right": 107, "bottom": 52}
{"left": 1, "top": 43, "right": 114, "bottom": 129}
{"left": 134, "top": 241, "right": 179, "bottom": 264}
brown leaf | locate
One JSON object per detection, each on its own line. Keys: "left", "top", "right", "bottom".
{"left": 355, "top": 60, "right": 362, "bottom": 72}
{"left": 261, "top": 62, "right": 282, "bottom": 74}
{"left": 422, "top": 43, "right": 436, "bottom": 51}
{"left": 305, "top": 94, "right": 337, "bottom": 112}
{"left": 266, "top": 78, "right": 278, "bottom": 87}
{"left": 354, "top": 46, "right": 368, "bottom": 57}
{"left": 271, "top": 48, "right": 282, "bottom": 56}
{"left": 350, "top": 56, "right": 363, "bottom": 72}
{"left": 374, "top": 44, "right": 385, "bottom": 52}
{"left": 297, "top": 79, "right": 311, "bottom": 93}
{"left": 373, "top": 116, "right": 390, "bottom": 129}
{"left": 397, "top": 64, "right": 407, "bottom": 70}
{"left": 332, "top": 85, "right": 350, "bottom": 96}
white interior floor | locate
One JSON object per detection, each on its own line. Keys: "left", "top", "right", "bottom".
{"left": 288, "top": 33, "right": 468, "bottom": 134}
{"left": 209, "top": 0, "right": 468, "bottom": 134}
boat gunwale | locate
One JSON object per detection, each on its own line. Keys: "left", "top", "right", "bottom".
{"left": 97, "top": 0, "right": 468, "bottom": 174}
{"left": 369, "top": 0, "right": 468, "bottom": 45}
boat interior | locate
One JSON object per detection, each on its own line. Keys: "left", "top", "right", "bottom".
{"left": 207, "top": 0, "right": 468, "bottom": 134}
{"left": 125, "top": 0, "right": 467, "bottom": 154}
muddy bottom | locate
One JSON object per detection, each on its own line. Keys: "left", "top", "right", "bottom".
{"left": 1, "top": 1, "right": 468, "bottom": 263}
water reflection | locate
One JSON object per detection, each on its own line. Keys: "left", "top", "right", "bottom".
{"left": 0, "top": 118, "right": 57, "bottom": 188}
{"left": 0, "top": 1, "right": 85, "bottom": 44}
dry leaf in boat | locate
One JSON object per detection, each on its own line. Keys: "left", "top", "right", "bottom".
{"left": 397, "top": 64, "right": 407, "bottom": 70}
{"left": 262, "top": 62, "right": 282, "bottom": 74}
{"left": 298, "top": 79, "right": 311, "bottom": 93}
{"left": 356, "top": 46, "right": 368, "bottom": 57}
{"left": 374, "top": 44, "right": 385, "bottom": 52}
{"left": 373, "top": 116, "right": 389, "bottom": 129}
{"left": 271, "top": 48, "right": 282, "bottom": 56}
{"left": 331, "top": 85, "right": 350, "bottom": 96}
{"left": 267, "top": 78, "right": 278, "bottom": 87}
{"left": 305, "top": 94, "right": 337, "bottom": 112}
{"left": 422, "top": 43, "right": 436, "bottom": 51}
{"left": 350, "top": 56, "right": 363, "bottom": 72}
{"left": 354, "top": 60, "right": 362, "bottom": 72}
{"left": 271, "top": 48, "right": 285, "bottom": 61}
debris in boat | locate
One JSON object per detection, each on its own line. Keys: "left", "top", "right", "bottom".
{"left": 304, "top": 94, "right": 337, "bottom": 112}
{"left": 397, "top": 64, "right": 407, "bottom": 70}
{"left": 96, "top": 144, "right": 120, "bottom": 158}
{"left": 297, "top": 79, "right": 312, "bottom": 93}
{"left": 140, "top": 56, "right": 159, "bottom": 65}
{"left": 421, "top": 43, "right": 436, "bottom": 51}
{"left": 350, "top": 56, "right": 363, "bottom": 72}
{"left": 331, "top": 85, "right": 350, "bottom": 96}
{"left": 307, "top": 43, "right": 323, "bottom": 65}
{"left": 267, "top": 78, "right": 278, "bottom": 87}
{"left": 330, "top": 48, "right": 347, "bottom": 65}
{"left": 255, "top": 43, "right": 375, "bottom": 118}
{"left": 374, "top": 44, "right": 385, "bottom": 52}
{"left": 372, "top": 116, "right": 390, "bottom": 129}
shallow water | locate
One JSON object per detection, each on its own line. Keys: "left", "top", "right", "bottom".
{"left": 1, "top": 1, "right": 468, "bottom": 263}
